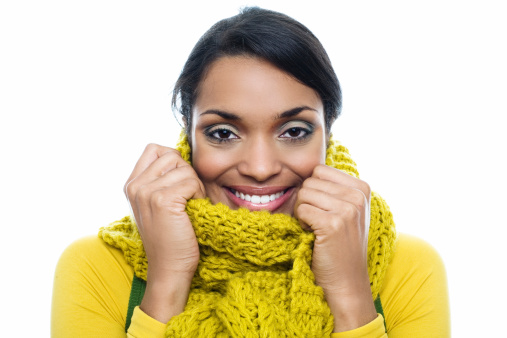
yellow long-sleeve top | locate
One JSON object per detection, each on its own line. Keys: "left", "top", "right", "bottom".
{"left": 51, "top": 233, "right": 450, "bottom": 337}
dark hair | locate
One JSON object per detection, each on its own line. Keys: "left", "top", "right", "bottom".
{"left": 172, "top": 7, "right": 342, "bottom": 135}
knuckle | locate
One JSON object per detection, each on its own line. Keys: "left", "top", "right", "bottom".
{"left": 150, "top": 189, "right": 185, "bottom": 214}
{"left": 136, "top": 184, "right": 151, "bottom": 203}
{"left": 125, "top": 180, "right": 137, "bottom": 199}
{"left": 190, "top": 178, "right": 201, "bottom": 188}
{"left": 343, "top": 203, "right": 360, "bottom": 219}
{"left": 302, "top": 177, "right": 316, "bottom": 188}
{"left": 353, "top": 190, "right": 366, "bottom": 208}
{"left": 312, "top": 164, "right": 326, "bottom": 176}
{"left": 180, "top": 165, "right": 196, "bottom": 176}
{"left": 145, "top": 143, "right": 160, "bottom": 152}
{"left": 328, "top": 214, "right": 344, "bottom": 231}
{"left": 123, "top": 181, "right": 130, "bottom": 197}
{"left": 181, "top": 177, "right": 197, "bottom": 188}
{"left": 295, "top": 203, "right": 309, "bottom": 219}
{"left": 296, "top": 186, "right": 308, "bottom": 200}
{"left": 162, "top": 147, "right": 180, "bottom": 158}
{"left": 358, "top": 179, "right": 371, "bottom": 197}
{"left": 188, "top": 177, "right": 204, "bottom": 193}
{"left": 150, "top": 190, "right": 169, "bottom": 208}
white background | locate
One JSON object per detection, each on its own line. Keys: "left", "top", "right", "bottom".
{"left": 1, "top": 0, "right": 506, "bottom": 336}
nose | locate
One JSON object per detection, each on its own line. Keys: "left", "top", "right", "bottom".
{"left": 236, "top": 137, "right": 283, "bottom": 182}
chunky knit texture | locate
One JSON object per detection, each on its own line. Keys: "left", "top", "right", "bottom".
{"left": 99, "top": 133, "right": 397, "bottom": 337}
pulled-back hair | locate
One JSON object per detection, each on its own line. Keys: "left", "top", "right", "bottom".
{"left": 172, "top": 7, "right": 342, "bottom": 134}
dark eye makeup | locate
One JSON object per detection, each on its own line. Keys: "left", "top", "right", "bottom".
{"left": 204, "top": 125, "right": 239, "bottom": 143}
{"left": 203, "top": 120, "right": 314, "bottom": 144}
{"left": 278, "top": 123, "right": 314, "bottom": 143}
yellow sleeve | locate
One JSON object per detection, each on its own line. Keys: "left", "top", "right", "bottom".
{"left": 381, "top": 233, "right": 450, "bottom": 337}
{"left": 128, "top": 307, "right": 167, "bottom": 337}
{"left": 330, "top": 314, "right": 387, "bottom": 337}
{"left": 51, "top": 236, "right": 166, "bottom": 337}
{"left": 330, "top": 233, "right": 450, "bottom": 338}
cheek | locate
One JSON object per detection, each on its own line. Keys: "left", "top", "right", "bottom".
{"left": 293, "top": 133, "right": 327, "bottom": 173}
{"left": 286, "top": 144, "right": 326, "bottom": 179}
{"left": 192, "top": 146, "right": 232, "bottom": 184}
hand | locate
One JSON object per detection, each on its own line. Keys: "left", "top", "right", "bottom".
{"left": 294, "top": 164, "right": 376, "bottom": 331}
{"left": 124, "top": 144, "right": 206, "bottom": 322}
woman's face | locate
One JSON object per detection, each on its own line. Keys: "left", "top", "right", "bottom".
{"left": 191, "top": 56, "right": 326, "bottom": 215}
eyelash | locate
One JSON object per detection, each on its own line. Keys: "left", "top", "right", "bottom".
{"left": 279, "top": 126, "right": 313, "bottom": 142}
{"left": 204, "top": 126, "right": 238, "bottom": 143}
{"left": 204, "top": 124, "right": 314, "bottom": 144}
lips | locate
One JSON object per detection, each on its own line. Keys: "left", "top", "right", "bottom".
{"left": 231, "top": 188, "right": 286, "bottom": 204}
{"left": 225, "top": 185, "right": 293, "bottom": 212}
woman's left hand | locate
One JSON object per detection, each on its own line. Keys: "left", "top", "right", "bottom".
{"left": 294, "top": 164, "right": 377, "bottom": 332}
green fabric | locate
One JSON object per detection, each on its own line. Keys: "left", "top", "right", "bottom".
{"left": 374, "top": 296, "right": 386, "bottom": 332}
{"left": 125, "top": 276, "right": 386, "bottom": 332}
{"left": 125, "top": 275, "right": 147, "bottom": 332}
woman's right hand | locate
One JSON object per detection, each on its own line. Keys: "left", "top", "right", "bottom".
{"left": 124, "top": 144, "right": 206, "bottom": 323}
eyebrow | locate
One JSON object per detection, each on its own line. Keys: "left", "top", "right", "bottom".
{"left": 199, "top": 110, "right": 241, "bottom": 120}
{"left": 199, "top": 106, "right": 318, "bottom": 121}
{"left": 275, "top": 106, "right": 318, "bottom": 119}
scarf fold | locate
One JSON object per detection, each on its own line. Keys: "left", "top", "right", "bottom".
{"left": 99, "top": 134, "right": 396, "bottom": 337}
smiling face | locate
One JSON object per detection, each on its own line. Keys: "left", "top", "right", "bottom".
{"left": 191, "top": 56, "right": 327, "bottom": 215}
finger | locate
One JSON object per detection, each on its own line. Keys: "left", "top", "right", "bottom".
{"left": 125, "top": 144, "right": 184, "bottom": 192}
{"left": 311, "top": 166, "right": 371, "bottom": 234}
{"left": 293, "top": 202, "right": 313, "bottom": 231}
{"left": 312, "top": 165, "right": 371, "bottom": 201}
{"left": 302, "top": 178, "right": 368, "bottom": 209}
{"left": 295, "top": 203, "right": 328, "bottom": 233}
{"left": 138, "top": 166, "right": 206, "bottom": 200}
{"left": 298, "top": 188, "right": 364, "bottom": 218}
{"left": 296, "top": 201, "right": 365, "bottom": 241}
{"left": 134, "top": 150, "right": 191, "bottom": 184}
{"left": 130, "top": 167, "right": 205, "bottom": 229}
{"left": 296, "top": 187, "right": 366, "bottom": 238}
{"left": 145, "top": 178, "right": 208, "bottom": 214}
{"left": 125, "top": 148, "right": 189, "bottom": 198}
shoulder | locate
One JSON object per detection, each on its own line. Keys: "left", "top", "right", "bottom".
{"left": 55, "top": 235, "right": 134, "bottom": 285}
{"left": 380, "top": 233, "right": 450, "bottom": 335}
{"left": 57, "top": 235, "right": 121, "bottom": 261}
{"left": 56, "top": 236, "right": 127, "bottom": 274}
{"left": 52, "top": 236, "right": 134, "bottom": 332}
{"left": 382, "top": 233, "right": 447, "bottom": 296}
{"left": 390, "top": 233, "right": 446, "bottom": 274}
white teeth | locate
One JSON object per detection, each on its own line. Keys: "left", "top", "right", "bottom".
{"left": 251, "top": 195, "right": 261, "bottom": 203}
{"left": 233, "top": 190, "right": 285, "bottom": 204}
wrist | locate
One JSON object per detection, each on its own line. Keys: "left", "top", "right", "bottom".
{"left": 140, "top": 273, "right": 193, "bottom": 323}
{"left": 325, "top": 289, "right": 377, "bottom": 333}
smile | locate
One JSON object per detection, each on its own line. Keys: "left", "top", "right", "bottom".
{"left": 231, "top": 189, "right": 285, "bottom": 204}
{"left": 225, "top": 186, "right": 293, "bottom": 212}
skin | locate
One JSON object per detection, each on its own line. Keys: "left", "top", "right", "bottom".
{"left": 124, "top": 56, "right": 377, "bottom": 332}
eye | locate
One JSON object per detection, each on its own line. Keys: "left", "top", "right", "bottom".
{"left": 283, "top": 127, "right": 305, "bottom": 138}
{"left": 204, "top": 126, "right": 239, "bottom": 143}
{"left": 213, "top": 129, "right": 236, "bottom": 139}
{"left": 279, "top": 126, "right": 310, "bottom": 139}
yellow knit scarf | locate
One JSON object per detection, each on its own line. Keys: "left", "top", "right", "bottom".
{"left": 99, "top": 134, "right": 396, "bottom": 337}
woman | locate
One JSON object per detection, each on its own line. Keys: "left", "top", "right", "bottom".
{"left": 52, "top": 7, "right": 450, "bottom": 337}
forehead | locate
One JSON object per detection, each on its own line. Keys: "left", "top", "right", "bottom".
{"left": 193, "top": 56, "right": 323, "bottom": 121}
